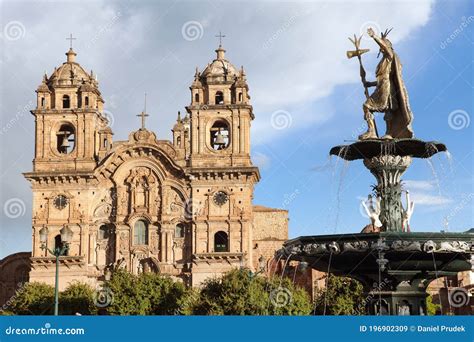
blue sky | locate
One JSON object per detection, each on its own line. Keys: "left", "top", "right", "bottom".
{"left": 0, "top": 0, "right": 472, "bottom": 258}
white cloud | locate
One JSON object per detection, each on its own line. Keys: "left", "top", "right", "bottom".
{"left": 404, "top": 180, "right": 452, "bottom": 206}
{"left": 403, "top": 180, "right": 435, "bottom": 191}
{"left": 409, "top": 193, "right": 453, "bottom": 206}
{"left": 252, "top": 151, "right": 272, "bottom": 170}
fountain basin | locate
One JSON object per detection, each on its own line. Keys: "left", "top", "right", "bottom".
{"left": 279, "top": 231, "right": 473, "bottom": 315}
{"left": 330, "top": 138, "right": 447, "bottom": 161}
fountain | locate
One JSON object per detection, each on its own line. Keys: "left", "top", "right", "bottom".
{"left": 278, "top": 28, "right": 473, "bottom": 315}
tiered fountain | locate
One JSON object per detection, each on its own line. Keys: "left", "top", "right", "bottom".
{"left": 278, "top": 28, "right": 473, "bottom": 315}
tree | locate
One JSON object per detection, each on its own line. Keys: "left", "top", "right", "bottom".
{"left": 9, "top": 282, "right": 54, "bottom": 315}
{"left": 105, "top": 270, "right": 191, "bottom": 315}
{"left": 60, "top": 282, "right": 97, "bottom": 315}
{"left": 313, "top": 275, "right": 365, "bottom": 315}
{"left": 194, "top": 269, "right": 312, "bottom": 315}
{"left": 426, "top": 295, "right": 440, "bottom": 315}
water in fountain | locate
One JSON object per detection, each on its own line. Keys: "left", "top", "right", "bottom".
{"left": 322, "top": 250, "right": 334, "bottom": 315}
{"left": 318, "top": 152, "right": 352, "bottom": 235}
{"left": 430, "top": 251, "right": 452, "bottom": 314}
{"left": 426, "top": 157, "right": 448, "bottom": 232}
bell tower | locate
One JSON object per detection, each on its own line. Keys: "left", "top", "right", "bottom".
{"left": 186, "top": 43, "right": 253, "bottom": 168}
{"left": 32, "top": 45, "right": 112, "bottom": 172}
{"left": 186, "top": 42, "right": 260, "bottom": 285}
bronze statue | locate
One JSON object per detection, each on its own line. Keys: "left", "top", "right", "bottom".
{"left": 349, "top": 28, "right": 414, "bottom": 140}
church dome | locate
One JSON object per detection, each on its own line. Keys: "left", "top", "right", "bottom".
{"left": 201, "top": 46, "right": 238, "bottom": 80}
{"left": 48, "top": 48, "right": 98, "bottom": 89}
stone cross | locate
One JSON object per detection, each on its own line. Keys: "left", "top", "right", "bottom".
{"left": 137, "top": 93, "right": 149, "bottom": 129}
{"left": 215, "top": 31, "right": 226, "bottom": 46}
{"left": 66, "top": 33, "right": 76, "bottom": 49}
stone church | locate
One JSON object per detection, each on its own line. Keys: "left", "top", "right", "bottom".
{"left": 0, "top": 43, "right": 289, "bottom": 303}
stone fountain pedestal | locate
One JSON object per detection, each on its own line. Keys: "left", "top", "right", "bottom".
{"left": 280, "top": 139, "right": 473, "bottom": 315}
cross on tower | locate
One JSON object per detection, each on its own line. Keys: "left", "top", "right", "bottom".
{"left": 215, "top": 31, "right": 226, "bottom": 47}
{"left": 66, "top": 33, "right": 76, "bottom": 49}
{"left": 137, "top": 93, "right": 149, "bottom": 130}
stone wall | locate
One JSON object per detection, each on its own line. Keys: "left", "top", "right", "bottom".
{"left": 251, "top": 206, "right": 288, "bottom": 270}
{"left": 0, "top": 252, "right": 31, "bottom": 308}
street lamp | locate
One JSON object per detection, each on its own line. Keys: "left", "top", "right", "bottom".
{"left": 39, "top": 225, "right": 73, "bottom": 316}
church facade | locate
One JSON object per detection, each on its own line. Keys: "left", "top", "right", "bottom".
{"left": 0, "top": 43, "right": 288, "bottom": 302}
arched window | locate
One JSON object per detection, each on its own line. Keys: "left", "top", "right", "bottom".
{"left": 215, "top": 91, "right": 224, "bottom": 104}
{"left": 41, "top": 97, "right": 45, "bottom": 108}
{"left": 85, "top": 96, "right": 89, "bottom": 107}
{"left": 62, "top": 95, "right": 70, "bottom": 109}
{"left": 238, "top": 92, "right": 243, "bottom": 102}
{"left": 176, "top": 136, "right": 182, "bottom": 148}
{"left": 98, "top": 225, "right": 109, "bottom": 240}
{"left": 175, "top": 223, "right": 185, "bottom": 238}
{"left": 134, "top": 220, "right": 148, "bottom": 245}
{"left": 194, "top": 93, "right": 200, "bottom": 103}
{"left": 56, "top": 124, "right": 75, "bottom": 154}
{"left": 214, "top": 231, "right": 228, "bottom": 252}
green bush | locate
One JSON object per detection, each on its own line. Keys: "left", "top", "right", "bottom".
{"left": 60, "top": 282, "right": 97, "bottom": 315}
{"left": 194, "top": 269, "right": 312, "bottom": 315}
{"left": 426, "top": 295, "right": 440, "bottom": 315}
{"left": 9, "top": 282, "right": 54, "bottom": 315}
{"left": 105, "top": 270, "right": 190, "bottom": 315}
{"left": 6, "top": 269, "right": 313, "bottom": 316}
{"left": 313, "top": 275, "right": 365, "bottom": 315}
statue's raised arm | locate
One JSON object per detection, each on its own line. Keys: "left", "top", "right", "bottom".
{"left": 357, "top": 28, "right": 414, "bottom": 140}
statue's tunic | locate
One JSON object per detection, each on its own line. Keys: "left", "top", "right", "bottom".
{"left": 364, "top": 49, "right": 414, "bottom": 139}
{"left": 364, "top": 56, "right": 396, "bottom": 113}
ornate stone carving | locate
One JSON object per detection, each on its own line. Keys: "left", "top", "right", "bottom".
{"left": 150, "top": 231, "right": 160, "bottom": 254}
{"left": 303, "top": 243, "right": 327, "bottom": 254}
{"left": 174, "top": 238, "right": 185, "bottom": 249}
{"left": 423, "top": 240, "right": 436, "bottom": 253}
{"left": 119, "top": 232, "right": 129, "bottom": 252}
{"left": 391, "top": 240, "right": 421, "bottom": 252}
{"left": 438, "top": 241, "right": 470, "bottom": 253}
{"left": 343, "top": 241, "right": 369, "bottom": 252}
{"left": 169, "top": 191, "right": 185, "bottom": 214}
{"left": 93, "top": 203, "right": 112, "bottom": 219}
{"left": 125, "top": 167, "right": 159, "bottom": 214}
{"left": 328, "top": 241, "right": 340, "bottom": 254}
{"left": 71, "top": 205, "right": 85, "bottom": 222}
{"left": 133, "top": 129, "right": 152, "bottom": 142}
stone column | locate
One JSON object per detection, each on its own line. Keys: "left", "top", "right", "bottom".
{"left": 363, "top": 155, "right": 411, "bottom": 232}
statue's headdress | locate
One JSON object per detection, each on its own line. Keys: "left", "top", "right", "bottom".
{"left": 377, "top": 28, "right": 393, "bottom": 57}
{"left": 381, "top": 28, "right": 393, "bottom": 40}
